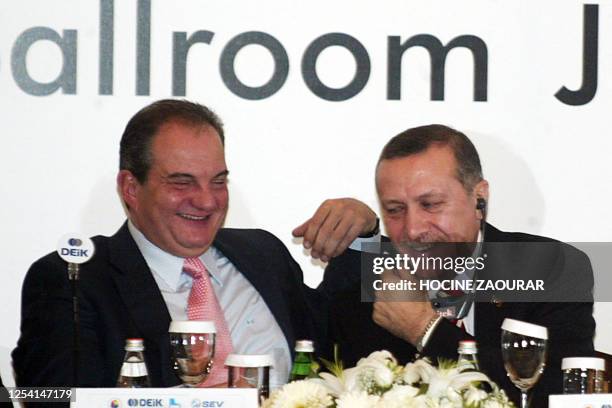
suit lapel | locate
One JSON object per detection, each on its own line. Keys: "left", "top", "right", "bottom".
{"left": 106, "top": 223, "right": 177, "bottom": 385}
{"left": 107, "top": 223, "right": 172, "bottom": 336}
{"left": 475, "top": 224, "right": 515, "bottom": 338}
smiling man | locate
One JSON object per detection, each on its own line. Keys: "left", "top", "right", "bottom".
{"left": 117, "top": 119, "right": 229, "bottom": 259}
{"left": 12, "top": 100, "right": 377, "bottom": 392}
{"left": 325, "top": 124, "right": 595, "bottom": 407}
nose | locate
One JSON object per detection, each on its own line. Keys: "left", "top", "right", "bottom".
{"left": 403, "top": 207, "right": 430, "bottom": 242}
{"left": 191, "top": 185, "right": 219, "bottom": 211}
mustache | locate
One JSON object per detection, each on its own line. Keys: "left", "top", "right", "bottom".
{"left": 395, "top": 241, "right": 436, "bottom": 252}
{"left": 394, "top": 240, "right": 476, "bottom": 258}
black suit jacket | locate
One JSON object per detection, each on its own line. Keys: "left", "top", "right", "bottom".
{"left": 324, "top": 224, "right": 595, "bottom": 407}
{"left": 12, "top": 222, "right": 345, "bottom": 389}
{"left": 0, "top": 374, "right": 11, "bottom": 408}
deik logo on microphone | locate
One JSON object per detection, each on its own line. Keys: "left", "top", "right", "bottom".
{"left": 57, "top": 233, "right": 95, "bottom": 264}
{"left": 61, "top": 238, "right": 90, "bottom": 257}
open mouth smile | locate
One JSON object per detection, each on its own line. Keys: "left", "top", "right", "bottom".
{"left": 177, "top": 213, "right": 211, "bottom": 221}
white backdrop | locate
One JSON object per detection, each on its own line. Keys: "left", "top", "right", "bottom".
{"left": 1, "top": 0, "right": 611, "bottom": 370}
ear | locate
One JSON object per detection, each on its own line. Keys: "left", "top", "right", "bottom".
{"left": 117, "top": 170, "right": 141, "bottom": 211}
{"left": 473, "top": 179, "right": 489, "bottom": 219}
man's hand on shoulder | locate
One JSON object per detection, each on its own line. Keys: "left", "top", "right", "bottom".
{"left": 292, "top": 198, "right": 377, "bottom": 262}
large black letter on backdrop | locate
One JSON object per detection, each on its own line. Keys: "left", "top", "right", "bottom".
{"left": 99, "top": 0, "right": 114, "bottom": 95}
{"left": 302, "top": 33, "right": 370, "bottom": 101}
{"left": 220, "top": 32, "right": 288, "bottom": 100}
{"left": 11, "top": 27, "right": 77, "bottom": 96}
{"left": 555, "top": 4, "right": 598, "bottom": 106}
{"left": 173, "top": 31, "right": 215, "bottom": 96}
{"left": 388, "top": 34, "right": 488, "bottom": 101}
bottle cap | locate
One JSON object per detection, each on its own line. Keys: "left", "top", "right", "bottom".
{"left": 169, "top": 320, "right": 216, "bottom": 334}
{"left": 295, "top": 339, "right": 314, "bottom": 353}
{"left": 458, "top": 340, "right": 478, "bottom": 354}
{"left": 125, "top": 338, "right": 145, "bottom": 352}
{"left": 562, "top": 357, "right": 605, "bottom": 371}
{"left": 501, "top": 318, "right": 548, "bottom": 340}
{"left": 225, "top": 354, "right": 274, "bottom": 368}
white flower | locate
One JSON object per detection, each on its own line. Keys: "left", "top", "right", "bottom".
{"left": 407, "top": 395, "right": 439, "bottom": 408}
{"left": 353, "top": 350, "right": 399, "bottom": 391}
{"left": 465, "top": 386, "right": 489, "bottom": 405}
{"left": 481, "top": 399, "right": 505, "bottom": 408}
{"left": 357, "top": 350, "right": 397, "bottom": 367}
{"left": 265, "top": 380, "right": 333, "bottom": 408}
{"left": 402, "top": 362, "right": 421, "bottom": 384}
{"left": 481, "top": 390, "right": 514, "bottom": 408}
{"left": 439, "top": 399, "right": 461, "bottom": 408}
{"left": 386, "top": 384, "right": 420, "bottom": 399}
{"left": 311, "top": 365, "right": 365, "bottom": 396}
{"left": 336, "top": 391, "right": 380, "bottom": 408}
{"left": 411, "top": 358, "right": 437, "bottom": 384}
{"left": 263, "top": 350, "right": 515, "bottom": 408}
{"left": 443, "top": 387, "right": 463, "bottom": 406}
{"left": 424, "top": 364, "right": 491, "bottom": 399}
{"left": 373, "top": 364, "right": 394, "bottom": 387}
{"left": 378, "top": 384, "right": 420, "bottom": 407}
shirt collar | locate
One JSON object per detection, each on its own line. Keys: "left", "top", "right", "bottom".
{"left": 201, "top": 246, "right": 223, "bottom": 286}
{"left": 127, "top": 221, "right": 223, "bottom": 289}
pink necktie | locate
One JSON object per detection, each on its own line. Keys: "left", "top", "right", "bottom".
{"left": 183, "top": 257, "right": 233, "bottom": 386}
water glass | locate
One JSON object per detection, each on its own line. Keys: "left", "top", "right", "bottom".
{"left": 169, "top": 320, "right": 216, "bottom": 387}
{"left": 501, "top": 318, "right": 548, "bottom": 408}
{"left": 226, "top": 354, "right": 273, "bottom": 403}
{"left": 562, "top": 357, "right": 605, "bottom": 394}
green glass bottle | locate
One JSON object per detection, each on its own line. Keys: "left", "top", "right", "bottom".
{"left": 289, "top": 340, "right": 316, "bottom": 381}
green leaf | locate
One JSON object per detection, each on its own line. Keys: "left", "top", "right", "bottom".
{"left": 436, "top": 358, "right": 458, "bottom": 370}
{"left": 319, "top": 344, "right": 344, "bottom": 378}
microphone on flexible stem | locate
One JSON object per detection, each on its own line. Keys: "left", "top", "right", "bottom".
{"left": 56, "top": 234, "right": 95, "bottom": 387}
{"left": 476, "top": 197, "right": 487, "bottom": 242}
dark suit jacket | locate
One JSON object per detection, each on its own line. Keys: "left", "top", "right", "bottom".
{"left": 324, "top": 224, "right": 595, "bottom": 407}
{"left": 0, "top": 374, "right": 11, "bottom": 408}
{"left": 12, "top": 222, "right": 350, "bottom": 390}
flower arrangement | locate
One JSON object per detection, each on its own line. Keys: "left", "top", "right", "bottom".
{"left": 263, "top": 350, "right": 515, "bottom": 408}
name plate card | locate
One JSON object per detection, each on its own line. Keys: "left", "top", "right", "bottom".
{"left": 72, "top": 388, "right": 258, "bottom": 408}
{"left": 549, "top": 394, "right": 612, "bottom": 408}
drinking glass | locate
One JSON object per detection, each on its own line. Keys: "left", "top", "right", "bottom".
{"left": 226, "top": 354, "right": 274, "bottom": 403}
{"left": 562, "top": 357, "right": 605, "bottom": 394}
{"left": 169, "top": 321, "right": 216, "bottom": 387}
{"left": 501, "top": 318, "right": 548, "bottom": 408}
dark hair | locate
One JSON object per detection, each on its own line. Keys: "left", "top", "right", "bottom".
{"left": 379, "top": 124, "right": 483, "bottom": 191}
{"left": 119, "top": 99, "right": 225, "bottom": 183}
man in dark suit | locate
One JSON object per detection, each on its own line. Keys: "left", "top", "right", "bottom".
{"left": 323, "top": 124, "right": 595, "bottom": 407}
{"left": 12, "top": 100, "right": 376, "bottom": 391}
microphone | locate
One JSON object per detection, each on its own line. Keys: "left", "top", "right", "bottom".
{"left": 57, "top": 233, "right": 95, "bottom": 266}
{"left": 476, "top": 198, "right": 487, "bottom": 241}
{"left": 56, "top": 233, "right": 95, "bottom": 387}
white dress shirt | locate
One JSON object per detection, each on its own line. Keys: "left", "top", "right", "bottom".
{"left": 128, "top": 222, "right": 291, "bottom": 388}
{"left": 457, "top": 233, "right": 482, "bottom": 336}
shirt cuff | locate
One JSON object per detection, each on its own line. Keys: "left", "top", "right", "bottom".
{"left": 349, "top": 233, "right": 381, "bottom": 253}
